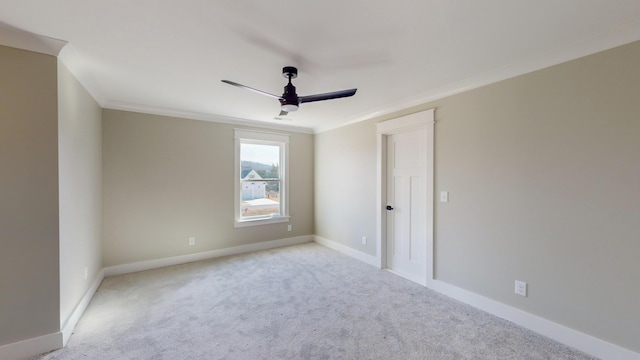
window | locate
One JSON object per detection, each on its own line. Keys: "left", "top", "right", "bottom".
{"left": 234, "top": 129, "right": 289, "bottom": 227}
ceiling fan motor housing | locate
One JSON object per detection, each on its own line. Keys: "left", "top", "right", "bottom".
{"left": 280, "top": 84, "right": 300, "bottom": 111}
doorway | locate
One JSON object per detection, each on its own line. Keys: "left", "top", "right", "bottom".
{"left": 376, "top": 109, "right": 434, "bottom": 285}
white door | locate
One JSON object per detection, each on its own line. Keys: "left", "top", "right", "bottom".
{"left": 386, "top": 128, "right": 428, "bottom": 284}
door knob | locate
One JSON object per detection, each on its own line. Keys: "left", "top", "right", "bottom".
{"left": 386, "top": 205, "right": 394, "bottom": 210}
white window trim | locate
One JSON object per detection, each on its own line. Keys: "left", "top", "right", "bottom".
{"left": 234, "top": 129, "right": 290, "bottom": 227}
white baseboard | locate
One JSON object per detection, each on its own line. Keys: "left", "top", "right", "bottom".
{"left": 1, "top": 270, "right": 105, "bottom": 360}
{"left": 313, "top": 235, "right": 380, "bottom": 268}
{"left": 8, "top": 236, "right": 635, "bottom": 360}
{"left": 427, "top": 279, "right": 640, "bottom": 360}
{"left": 105, "top": 235, "right": 313, "bottom": 276}
{"left": 61, "top": 269, "right": 105, "bottom": 346}
{"left": 312, "top": 236, "right": 639, "bottom": 360}
{"left": 0, "top": 332, "right": 63, "bottom": 360}
{"left": 0, "top": 236, "right": 313, "bottom": 360}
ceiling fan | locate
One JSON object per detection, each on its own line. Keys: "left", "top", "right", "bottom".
{"left": 222, "top": 66, "right": 357, "bottom": 116}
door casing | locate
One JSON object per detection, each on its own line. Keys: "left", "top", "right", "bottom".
{"left": 376, "top": 109, "right": 435, "bottom": 285}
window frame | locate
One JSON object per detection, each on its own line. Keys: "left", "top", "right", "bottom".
{"left": 234, "top": 129, "right": 290, "bottom": 227}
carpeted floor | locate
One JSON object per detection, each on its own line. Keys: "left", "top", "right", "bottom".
{"left": 33, "top": 243, "right": 597, "bottom": 359}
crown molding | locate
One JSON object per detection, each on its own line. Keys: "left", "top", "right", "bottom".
{"left": 0, "top": 22, "right": 67, "bottom": 56}
{"left": 316, "top": 22, "right": 640, "bottom": 134}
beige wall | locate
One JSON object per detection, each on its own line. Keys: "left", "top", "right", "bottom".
{"left": 315, "top": 40, "right": 640, "bottom": 353}
{"left": 315, "top": 119, "right": 377, "bottom": 254}
{"left": 2, "top": 35, "right": 637, "bottom": 355}
{"left": 0, "top": 46, "right": 60, "bottom": 345}
{"left": 102, "top": 110, "right": 314, "bottom": 267}
{"left": 57, "top": 61, "right": 102, "bottom": 329}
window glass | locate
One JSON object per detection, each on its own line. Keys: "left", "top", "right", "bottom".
{"left": 240, "top": 143, "right": 281, "bottom": 218}
{"left": 234, "top": 129, "right": 289, "bottom": 227}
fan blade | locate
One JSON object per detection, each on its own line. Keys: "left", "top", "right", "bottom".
{"left": 299, "top": 88, "right": 357, "bottom": 104}
{"left": 221, "top": 80, "right": 281, "bottom": 99}
{"left": 279, "top": 110, "right": 289, "bottom": 116}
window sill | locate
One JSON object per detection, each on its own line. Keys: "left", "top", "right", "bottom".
{"left": 234, "top": 216, "right": 290, "bottom": 228}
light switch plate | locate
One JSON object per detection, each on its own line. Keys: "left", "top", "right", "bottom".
{"left": 440, "top": 191, "right": 449, "bottom": 203}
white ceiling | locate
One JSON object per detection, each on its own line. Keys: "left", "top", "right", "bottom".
{"left": 1, "top": 1, "right": 639, "bottom": 133}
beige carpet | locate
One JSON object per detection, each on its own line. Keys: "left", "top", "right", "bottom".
{"left": 33, "top": 243, "right": 597, "bottom": 359}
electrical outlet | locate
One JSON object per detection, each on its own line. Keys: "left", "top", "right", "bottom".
{"left": 361, "top": 236, "right": 367, "bottom": 245}
{"left": 188, "top": 237, "right": 196, "bottom": 246}
{"left": 515, "top": 280, "right": 527, "bottom": 297}
{"left": 287, "top": 224, "right": 292, "bottom": 232}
